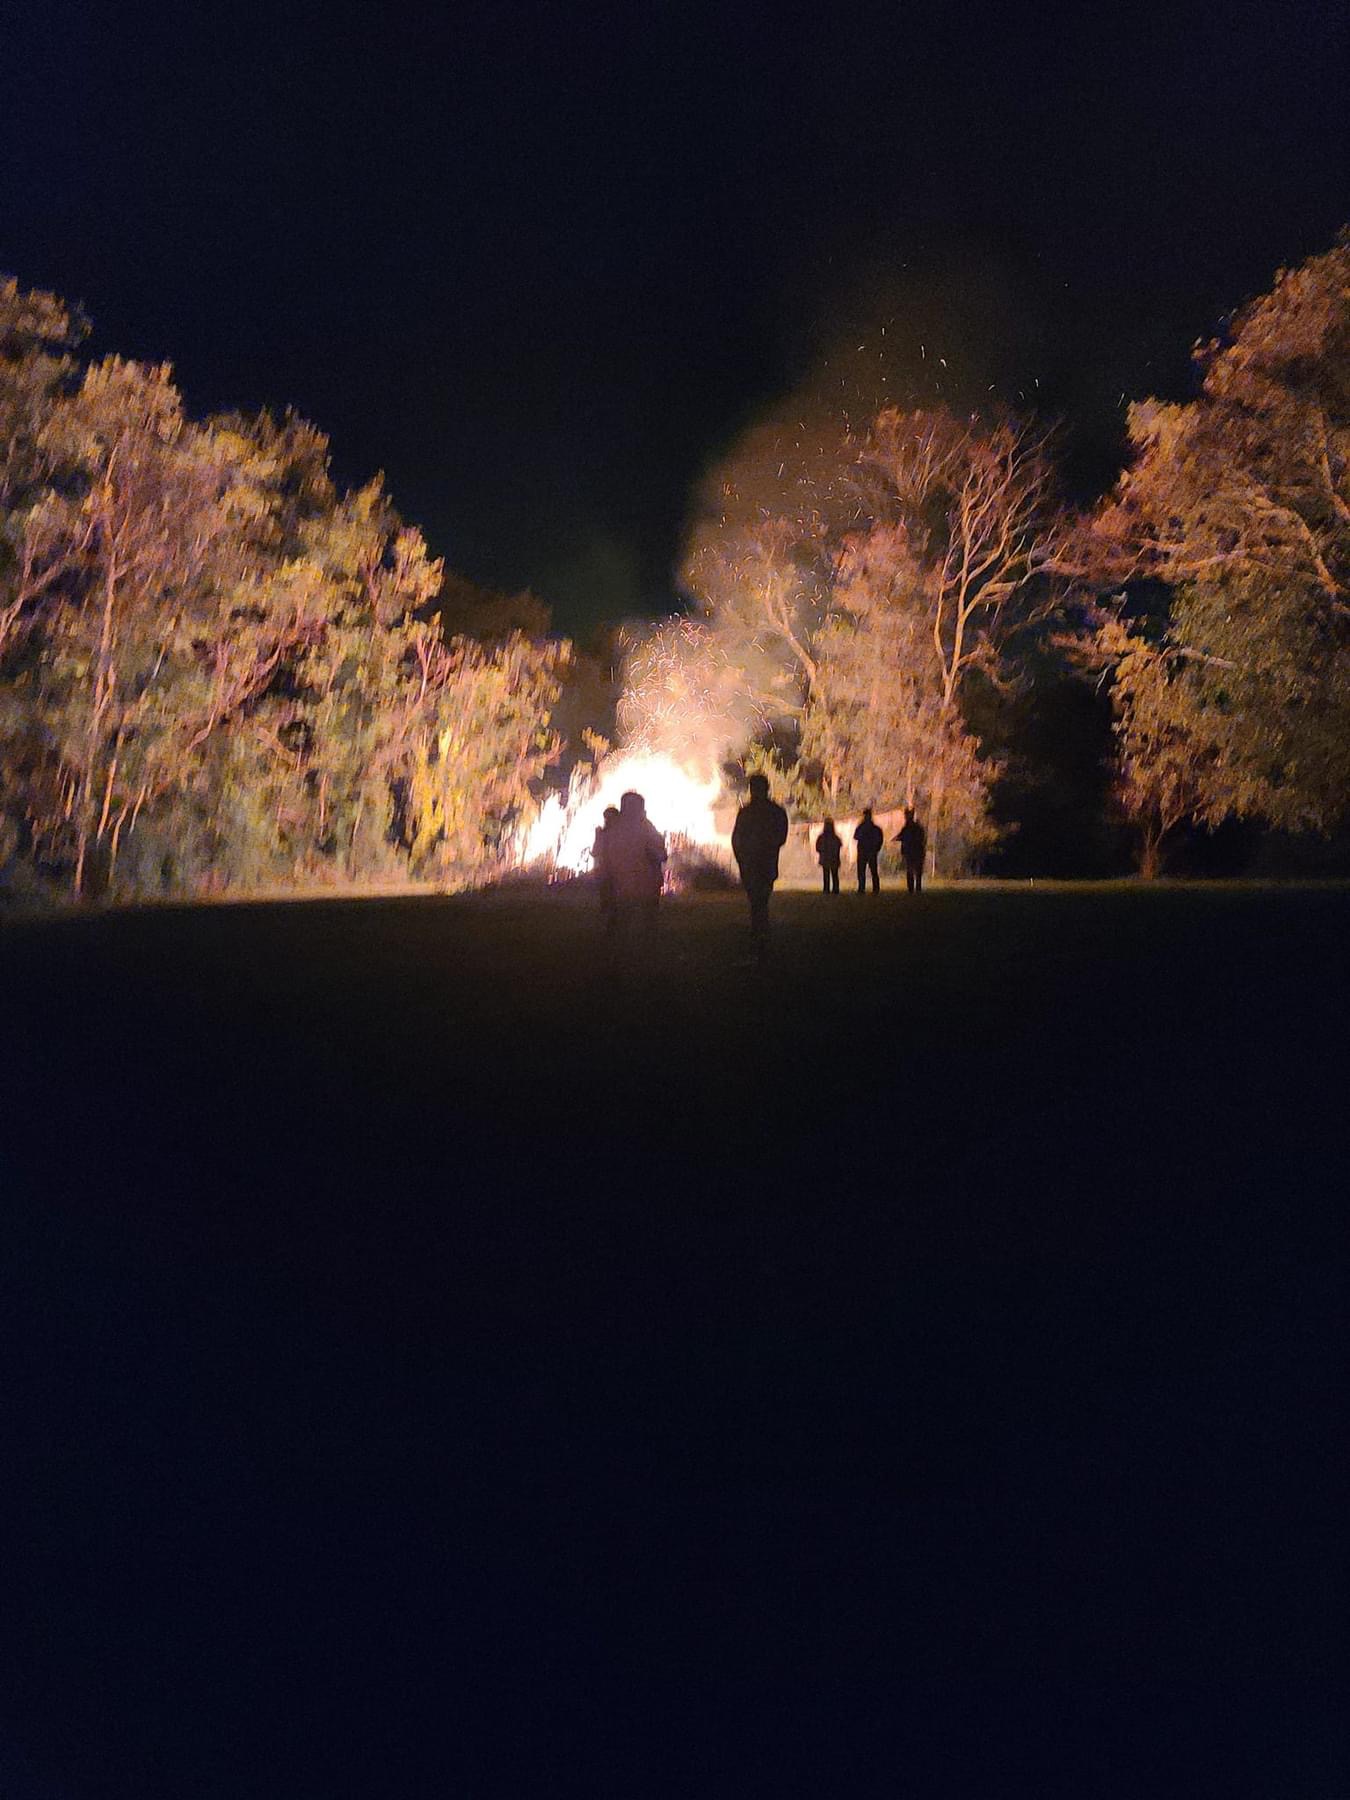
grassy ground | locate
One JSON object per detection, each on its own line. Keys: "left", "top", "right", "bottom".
{"left": 2, "top": 884, "right": 1346, "bottom": 1796}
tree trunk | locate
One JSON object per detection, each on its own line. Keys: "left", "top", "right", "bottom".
{"left": 1138, "top": 827, "right": 1164, "bottom": 880}
{"left": 929, "top": 773, "right": 945, "bottom": 879}
{"left": 75, "top": 540, "right": 120, "bottom": 901}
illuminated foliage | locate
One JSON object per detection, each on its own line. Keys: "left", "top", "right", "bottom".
{"left": 0, "top": 276, "right": 89, "bottom": 662}
{"left": 684, "top": 407, "right": 1060, "bottom": 863}
{"left": 406, "top": 635, "right": 565, "bottom": 875}
{"left": 1079, "top": 611, "right": 1215, "bottom": 878}
{"left": 807, "top": 525, "right": 999, "bottom": 856}
{"left": 0, "top": 277, "right": 566, "bottom": 902}
{"left": 1081, "top": 237, "right": 1350, "bottom": 864}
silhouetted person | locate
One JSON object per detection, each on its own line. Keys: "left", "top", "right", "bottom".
{"left": 732, "top": 773, "right": 789, "bottom": 957}
{"left": 815, "top": 819, "right": 842, "bottom": 894}
{"left": 853, "top": 807, "right": 883, "bottom": 893}
{"left": 591, "top": 804, "right": 620, "bottom": 926}
{"left": 895, "top": 806, "right": 927, "bottom": 894}
{"left": 605, "top": 791, "right": 665, "bottom": 933}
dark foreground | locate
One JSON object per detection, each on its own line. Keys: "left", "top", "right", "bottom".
{"left": 2, "top": 885, "right": 1346, "bottom": 1797}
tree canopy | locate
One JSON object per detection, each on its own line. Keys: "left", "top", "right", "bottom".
{"left": 0, "top": 279, "right": 564, "bottom": 902}
{"left": 681, "top": 406, "right": 1065, "bottom": 863}
{"left": 1078, "top": 238, "right": 1350, "bottom": 862}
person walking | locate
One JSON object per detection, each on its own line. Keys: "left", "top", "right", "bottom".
{"left": 895, "top": 806, "right": 927, "bottom": 894}
{"left": 604, "top": 791, "right": 666, "bottom": 933}
{"left": 732, "top": 773, "right": 789, "bottom": 958}
{"left": 815, "top": 818, "right": 842, "bottom": 895}
{"left": 853, "top": 807, "right": 883, "bottom": 894}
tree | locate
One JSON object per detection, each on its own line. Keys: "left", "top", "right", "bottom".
{"left": 0, "top": 277, "right": 89, "bottom": 663}
{"left": 805, "top": 524, "right": 997, "bottom": 856}
{"left": 1081, "top": 237, "right": 1350, "bottom": 849}
{"left": 21, "top": 360, "right": 280, "bottom": 894}
{"left": 406, "top": 633, "right": 565, "bottom": 876}
{"left": 683, "top": 406, "right": 1060, "bottom": 864}
{"left": 861, "top": 409, "right": 1062, "bottom": 714}
{"left": 0, "top": 275, "right": 570, "bottom": 903}
{"left": 174, "top": 449, "right": 562, "bottom": 890}
{"left": 681, "top": 408, "right": 865, "bottom": 731}
{"left": 1074, "top": 609, "right": 1214, "bottom": 877}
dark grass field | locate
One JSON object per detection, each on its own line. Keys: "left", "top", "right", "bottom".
{"left": 2, "top": 883, "right": 1346, "bottom": 1797}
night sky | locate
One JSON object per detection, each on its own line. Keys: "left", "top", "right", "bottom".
{"left": 3, "top": 0, "right": 1346, "bottom": 635}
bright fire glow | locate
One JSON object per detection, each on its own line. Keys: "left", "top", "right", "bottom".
{"left": 518, "top": 750, "right": 727, "bottom": 874}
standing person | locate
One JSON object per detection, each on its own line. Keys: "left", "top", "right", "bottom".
{"left": 815, "top": 818, "right": 842, "bottom": 895}
{"left": 853, "top": 807, "right": 883, "bottom": 894}
{"left": 591, "top": 804, "right": 620, "bottom": 927}
{"left": 605, "top": 791, "right": 666, "bottom": 933}
{"left": 731, "top": 773, "right": 789, "bottom": 958}
{"left": 895, "top": 806, "right": 927, "bottom": 894}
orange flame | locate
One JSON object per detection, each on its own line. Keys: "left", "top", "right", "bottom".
{"left": 518, "top": 750, "right": 727, "bottom": 874}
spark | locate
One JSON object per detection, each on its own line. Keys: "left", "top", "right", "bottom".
{"left": 516, "top": 627, "right": 747, "bottom": 874}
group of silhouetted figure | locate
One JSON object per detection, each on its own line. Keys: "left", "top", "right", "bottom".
{"left": 814, "top": 805, "right": 927, "bottom": 896}
{"left": 591, "top": 778, "right": 927, "bottom": 962}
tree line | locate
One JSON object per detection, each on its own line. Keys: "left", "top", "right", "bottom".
{"left": 0, "top": 281, "right": 563, "bottom": 901}
{"left": 678, "top": 235, "right": 1349, "bottom": 873}
{"left": 1, "top": 235, "right": 1347, "bottom": 902}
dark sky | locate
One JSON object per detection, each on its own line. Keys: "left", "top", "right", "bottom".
{"left": 3, "top": 0, "right": 1346, "bottom": 635}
